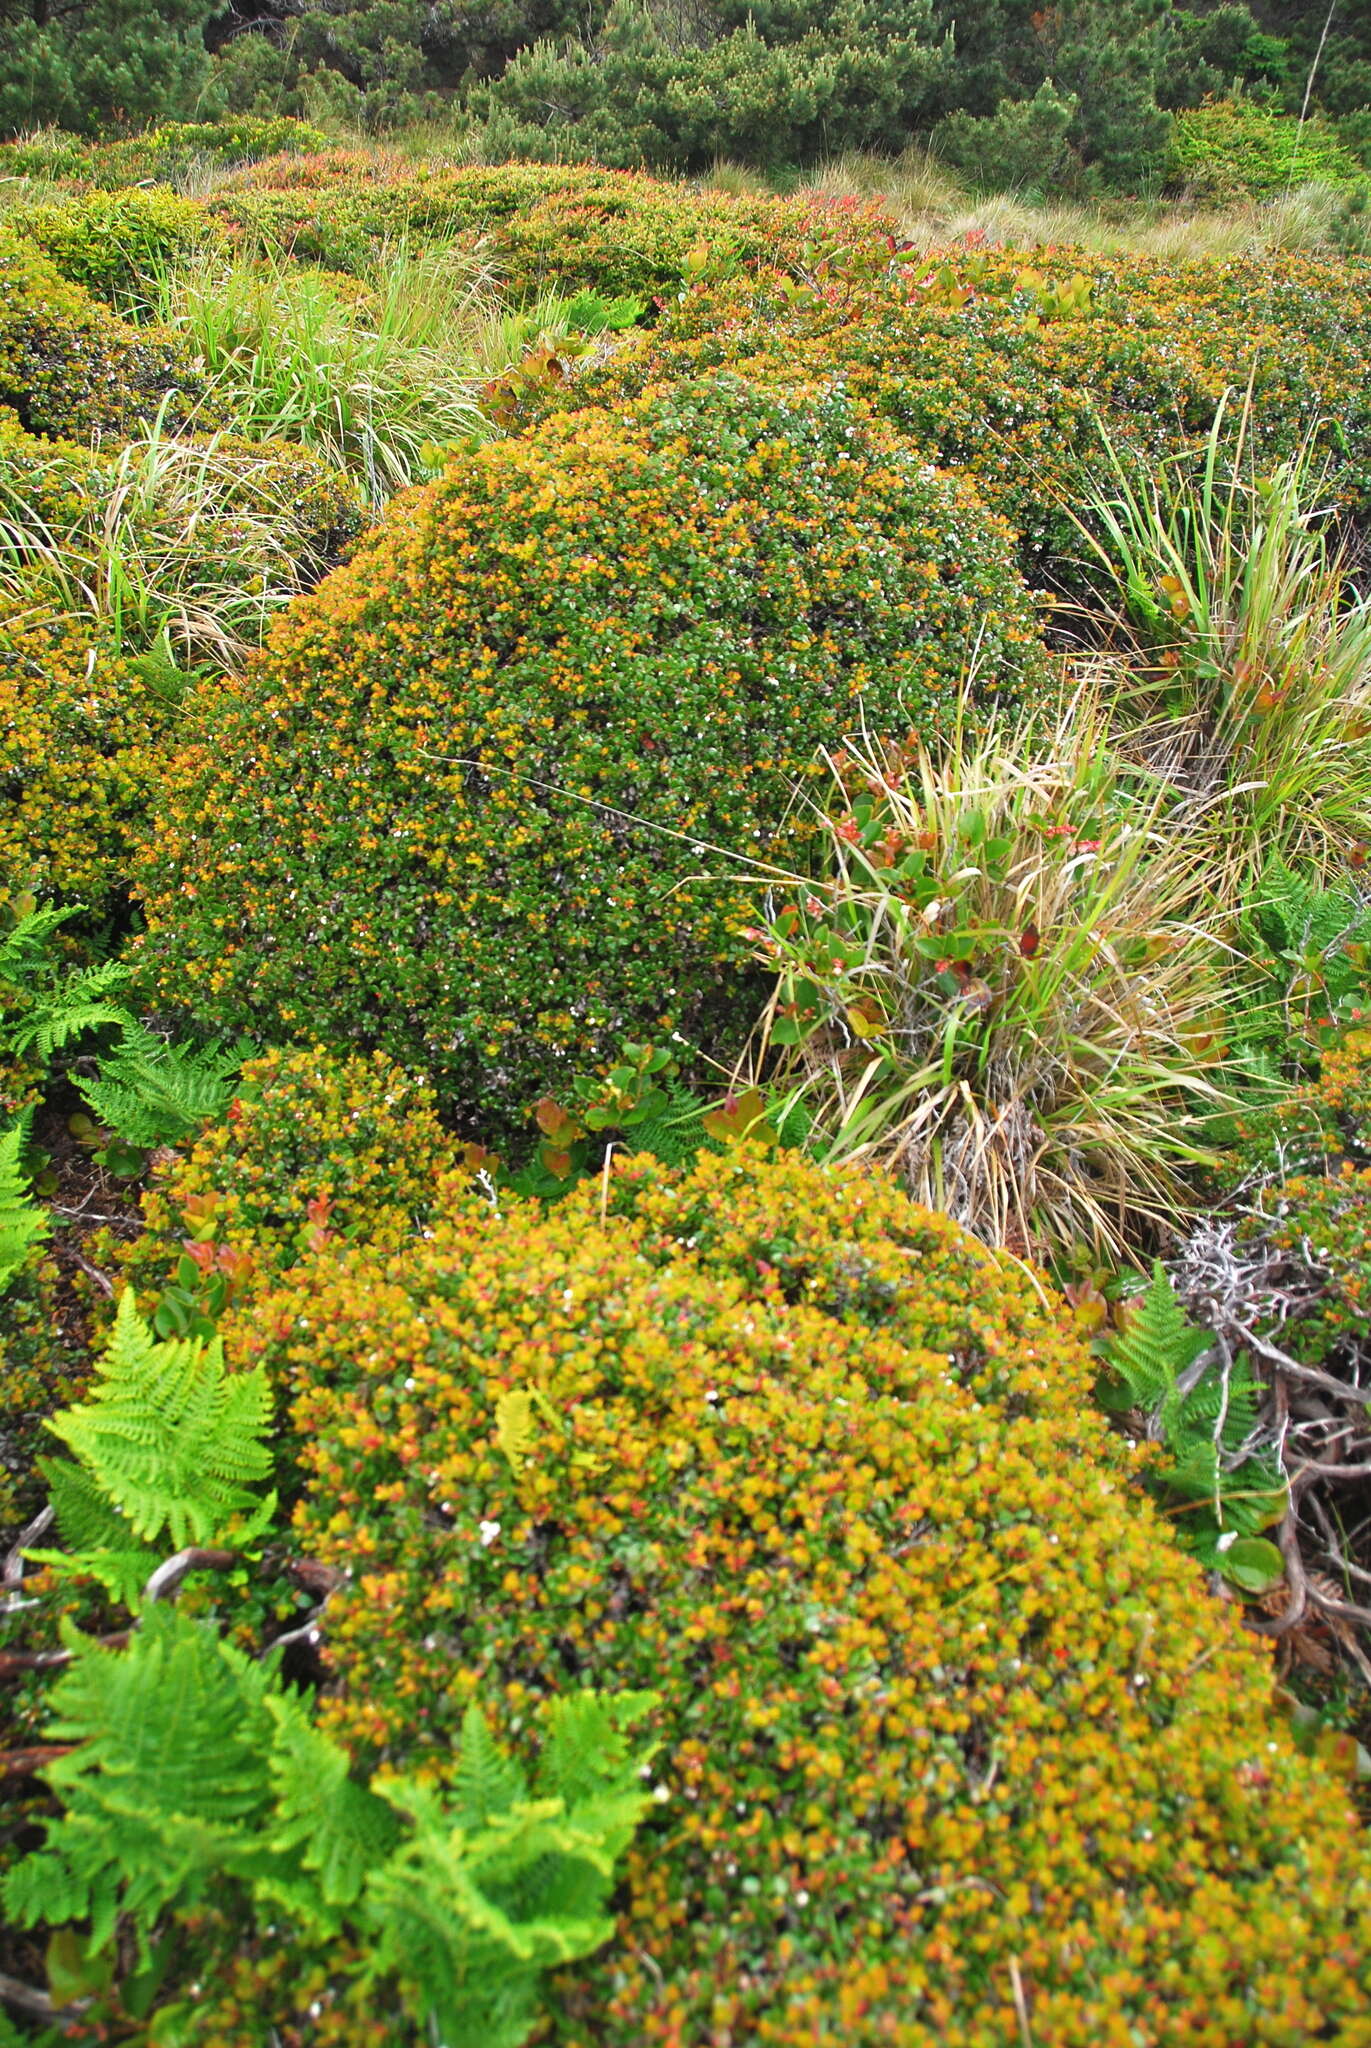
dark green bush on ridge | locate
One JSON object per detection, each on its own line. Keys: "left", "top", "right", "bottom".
{"left": 131, "top": 375, "right": 1046, "bottom": 1133}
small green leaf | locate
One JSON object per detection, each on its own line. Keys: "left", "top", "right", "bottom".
{"left": 1218, "top": 1536, "right": 1285, "bottom": 1594}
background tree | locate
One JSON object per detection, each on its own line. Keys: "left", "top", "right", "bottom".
{"left": 0, "top": 0, "right": 217, "bottom": 134}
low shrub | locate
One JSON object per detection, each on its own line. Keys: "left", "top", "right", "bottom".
{"left": 0, "top": 605, "right": 176, "bottom": 920}
{"left": 0, "top": 230, "right": 208, "bottom": 441}
{"left": 0, "top": 117, "right": 330, "bottom": 191}
{"left": 205, "top": 160, "right": 822, "bottom": 297}
{"left": 7, "top": 187, "right": 222, "bottom": 307}
{"left": 0, "top": 1248, "right": 89, "bottom": 1539}
{"left": 118, "top": 1045, "right": 458, "bottom": 1320}
{"left": 1254, "top": 1163, "right": 1371, "bottom": 1370}
{"left": 187, "top": 1145, "right": 1371, "bottom": 2045}
{"left": 131, "top": 374, "right": 1046, "bottom": 1130}
{"left": 523, "top": 246, "right": 1371, "bottom": 570}
{"left": 1167, "top": 98, "right": 1365, "bottom": 202}
{"left": 1228, "top": 1026, "right": 1371, "bottom": 1181}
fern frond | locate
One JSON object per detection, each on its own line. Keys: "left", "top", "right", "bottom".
{"left": 451, "top": 1701, "right": 526, "bottom": 1827}
{"left": 76, "top": 1031, "right": 249, "bottom": 1150}
{"left": 265, "top": 1690, "right": 403, "bottom": 1915}
{"left": 0, "top": 1113, "right": 50, "bottom": 1295}
{"left": 29, "top": 1456, "right": 161, "bottom": 1607}
{"left": 536, "top": 1689, "right": 659, "bottom": 1817}
{"left": 1103, "top": 1263, "right": 1210, "bottom": 1410}
{"left": 4, "top": 1609, "right": 280, "bottom": 1953}
{"left": 627, "top": 1083, "right": 714, "bottom": 1170}
{"left": 46, "top": 1289, "right": 274, "bottom": 1549}
{"left": 6, "top": 1606, "right": 657, "bottom": 2041}
{"left": 10, "top": 957, "right": 136, "bottom": 1059}
{"left": 0, "top": 901, "right": 79, "bottom": 980}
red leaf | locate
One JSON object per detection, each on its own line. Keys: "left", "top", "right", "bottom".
{"left": 1019, "top": 924, "right": 1041, "bottom": 958}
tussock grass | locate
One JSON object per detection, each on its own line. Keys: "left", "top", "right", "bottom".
{"left": 802, "top": 149, "right": 1354, "bottom": 260}
{"left": 0, "top": 408, "right": 307, "bottom": 667}
{"left": 148, "top": 246, "right": 492, "bottom": 504}
{"left": 746, "top": 690, "right": 1234, "bottom": 1258}
{"left": 1077, "top": 392, "right": 1371, "bottom": 886}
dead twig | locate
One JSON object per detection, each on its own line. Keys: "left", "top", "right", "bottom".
{"left": 142, "top": 1547, "right": 239, "bottom": 1605}
{"left": 2, "top": 1506, "right": 53, "bottom": 1589}
{"left": 0, "top": 1968, "right": 88, "bottom": 2023}
{"left": 0, "top": 1743, "right": 73, "bottom": 1780}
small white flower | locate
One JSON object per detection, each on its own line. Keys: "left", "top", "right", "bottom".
{"left": 1216, "top": 1531, "right": 1238, "bottom": 1553}
{"left": 479, "top": 1519, "right": 502, "bottom": 1548}
{"left": 653, "top": 1783, "right": 670, "bottom": 1804}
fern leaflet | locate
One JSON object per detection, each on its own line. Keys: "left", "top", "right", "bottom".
{"left": 0, "top": 1111, "right": 49, "bottom": 1295}
{"left": 5, "top": 1608, "right": 659, "bottom": 2046}
{"left": 46, "top": 1288, "right": 275, "bottom": 1550}
{"left": 76, "top": 1026, "right": 250, "bottom": 1150}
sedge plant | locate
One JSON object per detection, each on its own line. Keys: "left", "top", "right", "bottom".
{"left": 746, "top": 691, "right": 1239, "bottom": 1258}
{"left": 0, "top": 405, "right": 306, "bottom": 668}
{"left": 1076, "top": 388, "right": 1371, "bottom": 887}
{"left": 149, "top": 246, "right": 491, "bottom": 506}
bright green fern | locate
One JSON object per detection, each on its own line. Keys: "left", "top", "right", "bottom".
{"left": 1102, "top": 1264, "right": 1288, "bottom": 1591}
{"left": 27, "top": 1455, "right": 161, "bottom": 1608}
{"left": 43, "top": 1288, "right": 275, "bottom": 1551}
{"left": 75, "top": 1023, "right": 250, "bottom": 1151}
{"left": 5, "top": 1607, "right": 658, "bottom": 2045}
{"left": 0, "top": 1110, "right": 50, "bottom": 1295}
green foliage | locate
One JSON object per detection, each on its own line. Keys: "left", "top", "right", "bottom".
{"left": 2, "top": 922, "right": 135, "bottom": 1062}
{"left": 1167, "top": 96, "right": 1366, "bottom": 200}
{"left": 0, "top": 115, "right": 329, "bottom": 186}
{"left": 5, "top": 1605, "right": 657, "bottom": 2042}
{"left": 75, "top": 1025, "right": 251, "bottom": 1154}
{"left": 471, "top": 0, "right": 945, "bottom": 175}
{"left": 1102, "top": 1264, "right": 1287, "bottom": 1587}
{"left": 133, "top": 375, "right": 1045, "bottom": 1133}
{"left": 1237, "top": 858, "right": 1371, "bottom": 1056}
{"left": 207, "top": 3, "right": 587, "bottom": 131}
{"left": 44, "top": 1288, "right": 275, "bottom": 1551}
{"left": 930, "top": 0, "right": 1171, "bottom": 190}
{"left": 0, "top": 1106, "right": 47, "bottom": 1294}
{"left": 1158, "top": 5, "right": 1290, "bottom": 111}
{"left": 8, "top": 188, "right": 219, "bottom": 309}
{"left": 0, "top": 0, "right": 217, "bottom": 139}
{"left": 933, "top": 81, "right": 1079, "bottom": 196}
{"left": 0, "top": 228, "right": 207, "bottom": 441}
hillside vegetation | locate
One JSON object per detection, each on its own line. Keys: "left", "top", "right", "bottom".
{"left": 1, "top": 63, "right": 1371, "bottom": 2048}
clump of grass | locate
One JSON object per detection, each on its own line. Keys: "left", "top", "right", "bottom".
{"left": 1078, "top": 390, "right": 1371, "bottom": 884}
{"left": 746, "top": 690, "right": 1234, "bottom": 1258}
{"left": 805, "top": 151, "right": 1355, "bottom": 259}
{"left": 0, "top": 407, "right": 305, "bottom": 668}
{"left": 149, "top": 245, "right": 491, "bottom": 505}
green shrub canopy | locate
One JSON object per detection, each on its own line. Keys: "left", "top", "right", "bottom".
{"left": 134, "top": 375, "right": 1045, "bottom": 1127}
{"left": 172, "top": 1143, "right": 1371, "bottom": 2042}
